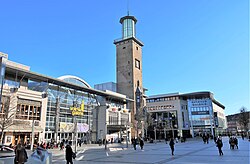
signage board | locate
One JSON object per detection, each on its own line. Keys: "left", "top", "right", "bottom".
{"left": 191, "top": 111, "right": 209, "bottom": 115}
{"left": 70, "top": 100, "right": 84, "bottom": 116}
{"left": 188, "top": 99, "right": 211, "bottom": 108}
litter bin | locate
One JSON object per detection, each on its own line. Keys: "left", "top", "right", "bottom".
{"left": 27, "top": 147, "right": 52, "bottom": 164}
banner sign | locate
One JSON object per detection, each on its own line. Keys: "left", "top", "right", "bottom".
{"left": 60, "top": 122, "right": 74, "bottom": 132}
{"left": 77, "top": 123, "right": 89, "bottom": 133}
{"left": 60, "top": 122, "right": 89, "bottom": 133}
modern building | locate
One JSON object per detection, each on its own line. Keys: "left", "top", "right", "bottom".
{"left": 0, "top": 53, "right": 47, "bottom": 145}
{"left": 94, "top": 83, "right": 132, "bottom": 144}
{"left": 0, "top": 53, "right": 131, "bottom": 146}
{"left": 146, "top": 91, "right": 227, "bottom": 139}
{"left": 114, "top": 15, "right": 146, "bottom": 138}
{"left": 94, "top": 82, "right": 117, "bottom": 92}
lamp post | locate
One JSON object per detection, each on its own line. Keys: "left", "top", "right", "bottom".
{"left": 125, "top": 124, "right": 128, "bottom": 148}
{"left": 30, "top": 118, "right": 35, "bottom": 151}
{"left": 105, "top": 122, "right": 107, "bottom": 150}
{"left": 74, "top": 116, "right": 77, "bottom": 153}
{"left": 164, "top": 127, "right": 166, "bottom": 140}
{"left": 154, "top": 126, "right": 156, "bottom": 144}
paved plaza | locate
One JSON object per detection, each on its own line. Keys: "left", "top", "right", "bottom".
{"left": 0, "top": 137, "right": 249, "bottom": 164}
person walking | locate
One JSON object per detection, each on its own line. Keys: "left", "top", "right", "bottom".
{"left": 169, "top": 138, "right": 175, "bottom": 156}
{"left": 60, "top": 141, "right": 64, "bottom": 150}
{"left": 229, "top": 137, "right": 235, "bottom": 149}
{"left": 133, "top": 138, "right": 137, "bottom": 150}
{"left": 241, "top": 133, "right": 244, "bottom": 140}
{"left": 139, "top": 138, "right": 144, "bottom": 150}
{"left": 65, "top": 144, "right": 74, "bottom": 164}
{"left": 216, "top": 137, "right": 223, "bottom": 156}
{"left": 14, "top": 143, "right": 28, "bottom": 164}
{"left": 234, "top": 137, "right": 238, "bottom": 149}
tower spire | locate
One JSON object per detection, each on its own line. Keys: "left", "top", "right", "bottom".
{"left": 127, "top": 0, "right": 130, "bottom": 16}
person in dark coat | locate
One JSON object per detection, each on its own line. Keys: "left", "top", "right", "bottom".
{"left": 216, "top": 137, "right": 223, "bottom": 156}
{"left": 133, "top": 138, "right": 137, "bottom": 150}
{"left": 65, "top": 144, "right": 74, "bottom": 164}
{"left": 169, "top": 138, "right": 175, "bottom": 156}
{"left": 234, "top": 137, "right": 238, "bottom": 149}
{"left": 15, "top": 143, "right": 28, "bottom": 164}
{"left": 139, "top": 138, "right": 144, "bottom": 150}
{"left": 229, "top": 137, "right": 235, "bottom": 149}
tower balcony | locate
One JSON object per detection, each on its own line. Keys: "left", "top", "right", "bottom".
{"left": 114, "top": 36, "right": 144, "bottom": 46}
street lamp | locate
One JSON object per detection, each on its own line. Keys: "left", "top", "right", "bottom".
{"left": 153, "top": 118, "right": 158, "bottom": 143}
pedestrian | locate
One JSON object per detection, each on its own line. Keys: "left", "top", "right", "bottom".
{"left": 65, "top": 144, "right": 74, "bottom": 164}
{"left": 206, "top": 133, "right": 210, "bottom": 144}
{"left": 133, "top": 138, "right": 137, "bottom": 150}
{"left": 14, "top": 142, "right": 28, "bottom": 164}
{"left": 169, "top": 138, "right": 175, "bottom": 156}
{"left": 234, "top": 137, "right": 238, "bottom": 149}
{"left": 139, "top": 138, "right": 144, "bottom": 150}
{"left": 229, "top": 137, "right": 235, "bottom": 149}
{"left": 60, "top": 141, "right": 64, "bottom": 150}
{"left": 241, "top": 133, "right": 244, "bottom": 140}
{"left": 216, "top": 137, "right": 223, "bottom": 156}
{"left": 202, "top": 134, "right": 206, "bottom": 144}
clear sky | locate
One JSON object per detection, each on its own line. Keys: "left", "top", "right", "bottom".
{"left": 0, "top": 0, "right": 249, "bottom": 115}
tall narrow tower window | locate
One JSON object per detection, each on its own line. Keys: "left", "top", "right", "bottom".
{"left": 135, "top": 59, "right": 140, "bottom": 69}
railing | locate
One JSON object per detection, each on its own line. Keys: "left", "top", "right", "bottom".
{"left": 114, "top": 36, "right": 143, "bottom": 45}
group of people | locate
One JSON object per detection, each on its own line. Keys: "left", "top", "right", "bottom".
{"left": 229, "top": 136, "right": 238, "bottom": 149}
{"left": 202, "top": 133, "right": 210, "bottom": 144}
{"left": 131, "top": 137, "right": 144, "bottom": 150}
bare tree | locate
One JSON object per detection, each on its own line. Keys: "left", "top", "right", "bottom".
{"left": 0, "top": 92, "right": 17, "bottom": 144}
{"left": 238, "top": 107, "right": 250, "bottom": 134}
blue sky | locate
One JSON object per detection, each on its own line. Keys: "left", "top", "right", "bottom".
{"left": 0, "top": 0, "right": 249, "bottom": 115}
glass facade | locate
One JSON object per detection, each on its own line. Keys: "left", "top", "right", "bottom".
{"left": 146, "top": 111, "right": 178, "bottom": 139}
{"left": 188, "top": 99, "right": 214, "bottom": 136}
{"left": 45, "top": 85, "right": 97, "bottom": 142}
{"left": 29, "top": 76, "right": 98, "bottom": 143}
{"left": 0, "top": 57, "right": 6, "bottom": 104}
{"left": 122, "top": 19, "right": 135, "bottom": 39}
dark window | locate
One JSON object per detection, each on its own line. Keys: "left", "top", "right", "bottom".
{"left": 123, "top": 47, "right": 126, "bottom": 49}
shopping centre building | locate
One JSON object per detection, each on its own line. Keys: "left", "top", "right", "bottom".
{"left": 146, "top": 92, "right": 227, "bottom": 139}
{"left": 0, "top": 52, "right": 131, "bottom": 145}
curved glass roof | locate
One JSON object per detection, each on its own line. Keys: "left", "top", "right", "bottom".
{"left": 58, "top": 75, "right": 91, "bottom": 88}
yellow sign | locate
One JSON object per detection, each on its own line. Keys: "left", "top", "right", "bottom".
{"left": 70, "top": 100, "right": 84, "bottom": 116}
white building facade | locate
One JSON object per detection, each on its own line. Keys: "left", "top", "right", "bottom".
{"left": 146, "top": 92, "right": 227, "bottom": 139}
